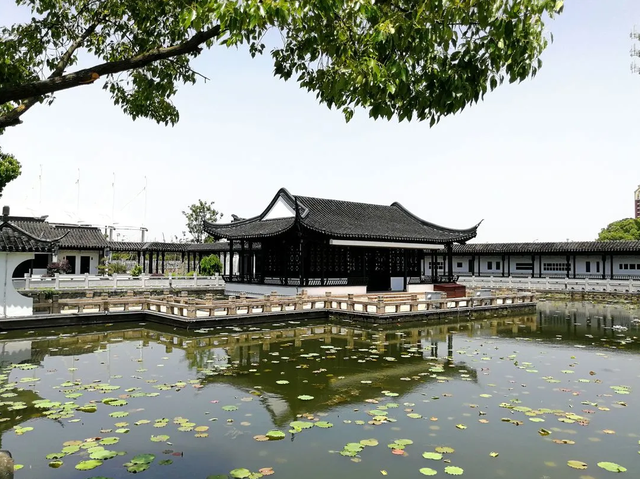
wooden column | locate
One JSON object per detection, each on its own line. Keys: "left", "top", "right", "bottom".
{"left": 538, "top": 255, "right": 543, "bottom": 278}
{"left": 507, "top": 254, "right": 511, "bottom": 276}
{"left": 501, "top": 254, "right": 505, "bottom": 277}
{"left": 531, "top": 255, "right": 535, "bottom": 278}
{"left": 248, "top": 241, "right": 254, "bottom": 283}
{"left": 432, "top": 252, "right": 438, "bottom": 282}
{"left": 572, "top": 255, "right": 576, "bottom": 279}
{"left": 566, "top": 255, "right": 571, "bottom": 279}
{"left": 602, "top": 254, "right": 606, "bottom": 280}
{"left": 610, "top": 254, "right": 614, "bottom": 279}
{"left": 240, "top": 240, "right": 246, "bottom": 283}
{"left": 155, "top": 251, "right": 159, "bottom": 274}
{"left": 299, "top": 236, "right": 305, "bottom": 287}
{"left": 229, "top": 240, "right": 234, "bottom": 278}
{"left": 446, "top": 243, "right": 453, "bottom": 282}
{"left": 403, "top": 249, "right": 408, "bottom": 291}
{"left": 162, "top": 252, "right": 166, "bottom": 274}
{"left": 320, "top": 242, "right": 325, "bottom": 286}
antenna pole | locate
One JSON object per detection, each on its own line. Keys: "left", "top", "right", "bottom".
{"left": 38, "top": 164, "right": 42, "bottom": 211}
{"left": 111, "top": 172, "right": 116, "bottom": 224}
{"left": 76, "top": 168, "right": 80, "bottom": 222}
{"left": 143, "top": 176, "right": 148, "bottom": 227}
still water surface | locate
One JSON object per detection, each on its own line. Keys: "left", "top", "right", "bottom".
{"left": 1, "top": 301, "right": 640, "bottom": 478}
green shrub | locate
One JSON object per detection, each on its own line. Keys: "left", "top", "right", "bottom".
{"left": 200, "top": 254, "right": 222, "bottom": 275}
{"left": 108, "top": 262, "right": 128, "bottom": 275}
{"left": 130, "top": 264, "right": 143, "bottom": 277}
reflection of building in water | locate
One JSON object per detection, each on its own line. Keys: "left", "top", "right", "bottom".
{"left": 0, "top": 340, "right": 33, "bottom": 366}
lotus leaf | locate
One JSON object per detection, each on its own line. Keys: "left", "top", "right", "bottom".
{"left": 314, "top": 421, "right": 333, "bottom": 428}
{"left": 444, "top": 466, "right": 464, "bottom": 475}
{"left": 131, "top": 454, "right": 155, "bottom": 464}
{"left": 597, "top": 462, "right": 627, "bottom": 473}
{"left": 230, "top": 468, "right": 252, "bottom": 478}
{"left": 266, "top": 430, "right": 285, "bottom": 440}
{"left": 422, "top": 452, "right": 443, "bottom": 460}
{"left": 567, "top": 460, "right": 588, "bottom": 470}
{"left": 360, "top": 438, "right": 379, "bottom": 446}
{"left": 420, "top": 468, "right": 438, "bottom": 476}
{"left": 75, "top": 460, "right": 103, "bottom": 470}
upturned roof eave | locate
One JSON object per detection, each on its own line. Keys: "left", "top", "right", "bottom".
{"left": 299, "top": 222, "right": 477, "bottom": 244}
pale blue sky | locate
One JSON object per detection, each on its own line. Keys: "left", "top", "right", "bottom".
{"left": 1, "top": 0, "right": 640, "bottom": 242}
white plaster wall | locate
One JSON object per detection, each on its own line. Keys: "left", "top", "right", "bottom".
{"left": 59, "top": 250, "right": 100, "bottom": 274}
{"left": 611, "top": 255, "right": 640, "bottom": 276}
{"left": 573, "top": 255, "right": 603, "bottom": 275}
{"left": 406, "top": 284, "right": 435, "bottom": 293}
{"left": 1, "top": 252, "right": 35, "bottom": 318}
{"left": 224, "top": 282, "right": 367, "bottom": 298}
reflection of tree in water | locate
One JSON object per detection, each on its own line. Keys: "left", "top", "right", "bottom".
{"left": 0, "top": 369, "right": 61, "bottom": 450}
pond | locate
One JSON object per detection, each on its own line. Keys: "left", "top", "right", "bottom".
{"left": 1, "top": 301, "right": 639, "bottom": 478}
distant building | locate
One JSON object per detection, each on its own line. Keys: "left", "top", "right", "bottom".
{"left": 636, "top": 185, "right": 640, "bottom": 219}
{"left": 204, "top": 187, "right": 480, "bottom": 296}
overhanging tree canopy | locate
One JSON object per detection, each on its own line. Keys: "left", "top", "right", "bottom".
{"left": 1, "top": 0, "right": 564, "bottom": 131}
{"left": 597, "top": 218, "right": 640, "bottom": 241}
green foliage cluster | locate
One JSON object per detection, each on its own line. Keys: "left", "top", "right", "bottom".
{"left": 130, "top": 264, "right": 143, "bottom": 277}
{"left": 1, "top": 0, "right": 564, "bottom": 132}
{"left": 597, "top": 218, "right": 640, "bottom": 241}
{"left": 183, "top": 199, "right": 221, "bottom": 243}
{"left": 200, "top": 254, "right": 222, "bottom": 276}
{"left": 0, "top": 146, "right": 21, "bottom": 196}
{"left": 108, "top": 262, "right": 128, "bottom": 275}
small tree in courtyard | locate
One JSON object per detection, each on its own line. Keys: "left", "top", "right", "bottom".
{"left": 182, "top": 200, "right": 221, "bottom": 243}
{"left": 200, "top": 254, "right": 223, "bottom": 276}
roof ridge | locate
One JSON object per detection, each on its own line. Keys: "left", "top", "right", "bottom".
{"left": 0, "top": 220, "right": 68, "bottom": 244}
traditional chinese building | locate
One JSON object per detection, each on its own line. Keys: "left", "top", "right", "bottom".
{"left": 204, "top": 188, "right": 480, "bottom": 296}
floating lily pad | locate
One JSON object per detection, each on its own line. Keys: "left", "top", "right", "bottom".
{"left": 420, "top": 467, "right": 438, "bottom": 476}
{"left": 266, "top": 430, "right": 285, "bottom": 440}
{"left": 598, "top": 462, "right": 627, "bottom": 473}
{"left": 297, "top": 395, "right": 314, "bottom": 401}
{"left": 230, "top": 468, "right": 252, "bottom": 478}
{"left": 315, "top": 421, "right": 333, "bottom": 428}
{"left": 75, "top": 460, "right": 103, "bottom": 471}
{"left": 435, "top": 446, "right": 455, "bottom": 454}
{"left": 567, "top": 460, "right": 588, "bottom": 470}
{"left": 422, "top": 452, "right": 443, "bottom": 460}
{"left": 444, "top": 466, "right": 464, "bottom": 475}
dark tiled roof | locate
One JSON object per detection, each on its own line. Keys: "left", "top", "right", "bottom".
{"left": 10, "top": 219, "right": 108, "bottom": 249}
{"left": 204, "top": 188, "right": 479, "bottom": 243}
{"left": 204, "top": 217, "right": 295, "bottom": 240}
{"left": 0, "top": 221, "right": 61, "bottom": 252}
{"left": 453, "top": 241, "right": 640, "bottom": 254}
{"left": 54, "top": 225, "right": 108, "bottom": 249}
{"left": 107, "top": 241, "right": 231, "bottom": 253}
{"left": 109, "top": 241, "right": 144, "bottom": 251}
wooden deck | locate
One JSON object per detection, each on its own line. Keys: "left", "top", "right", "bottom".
{"left": 1, "top": 291, "right": 539, "bottom": 330}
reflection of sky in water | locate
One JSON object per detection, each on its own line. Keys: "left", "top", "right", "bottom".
{"left": 0, "top": 301, "right": 640, "bottom": 479}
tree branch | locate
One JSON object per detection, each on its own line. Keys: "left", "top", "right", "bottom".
{"left": 0, "top": 24, "right": 221, "bottom": 108}
{"left": 0, "top": 22, "right": 101, "bottom": 129}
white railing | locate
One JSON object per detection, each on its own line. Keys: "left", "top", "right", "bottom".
{"left": 13, "top": 273, "right": 225, "bottom": 290}
{"left": 459, "top": 276, "right": 640, "bottom": 294}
